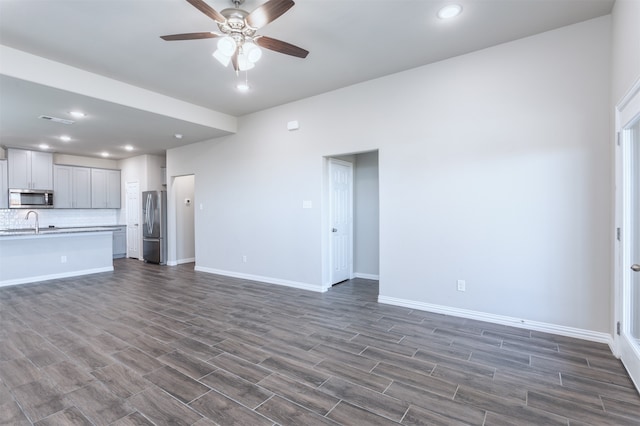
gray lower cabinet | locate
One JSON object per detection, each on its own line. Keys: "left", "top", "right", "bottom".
{"left": 112, "top": 226, "right": 126, "bottom": 259}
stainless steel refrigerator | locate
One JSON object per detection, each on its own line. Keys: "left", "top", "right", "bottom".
{"left": 142, "top": 190, "right": 167, "bottom": 265}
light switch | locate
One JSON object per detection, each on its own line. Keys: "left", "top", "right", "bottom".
{"left": 302, "top": 200, "right": 312, "bottom": 209}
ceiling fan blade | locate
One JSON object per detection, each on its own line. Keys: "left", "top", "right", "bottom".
{"left": 160, "top": 32, "right": 219, "bottom": 41}
{"left": 186, "top": 0, "right": 226, "bottom": 23}
{"left": 245, "top": 0, "right": 295, "bottom": 29}
{"left": 255, "top": 36, "right": 308, "bottom": 58}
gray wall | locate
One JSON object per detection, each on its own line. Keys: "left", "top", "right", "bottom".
{"left": 174, "top": 174, "right": 195, "bottom": 263}
{"left": 168, "top": 16, "right": 612, "bottom": 335}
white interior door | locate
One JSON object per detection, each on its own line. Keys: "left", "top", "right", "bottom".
{"left": 616, "top": 78, "right": 640, "bottom": 392}
{"left": 329, "top": 159, "right": 353, "bottom": 285}
{"left": 126, "top": 181, "right": 140, "bottom": 259}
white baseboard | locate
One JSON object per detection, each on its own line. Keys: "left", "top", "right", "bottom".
{"left": 0, "top": 266, "right": 114, "bottom": 288}
{"left": 194, "top": 266, "right": 326, "bottom": 293}
{"left": 177, "top": 257, "right": 195, "bottom": 265}
{"left": 378, "top": 295, "right": 614, "bottom": 348}
{"left": 353, "top": 273, "right": 380, "bottom": 281}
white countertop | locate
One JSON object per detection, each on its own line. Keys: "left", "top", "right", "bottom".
{"left": 0, "top": 225, "right": 125, "bottom": 237}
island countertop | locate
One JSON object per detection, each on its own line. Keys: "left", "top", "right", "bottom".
{"left": 0, "top": 225, "right": 125, "bottom": 238}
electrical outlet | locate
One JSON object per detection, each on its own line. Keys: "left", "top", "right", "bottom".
{"left": 457, "top": 279, "right": 466, "bottom": 292}
{"left": 61, "top": 255, "right": 67, "bottom": 264}
{"left": 242, "top": 255, "right": 247, "bottom": 263}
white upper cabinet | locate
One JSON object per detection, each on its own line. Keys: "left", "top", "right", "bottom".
{"left": 8, "top": 149, "right": 53, "bottom": 190}
{"left": 91, "top": 168, "right": 120, "bottom": 208}
{"left": 106, "top": 169, "right": 121, "bottom": 208}
{"left": 53, "top": 165, "right": 72, "bottom": 208}
{"left": 54, "top": 165, "right": 92, "bottom": 208}
{"left": 73, "top": 167, "right": 92, "bottom": 208}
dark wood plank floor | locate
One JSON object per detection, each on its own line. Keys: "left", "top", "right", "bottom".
{"left": 1, "top": 259, "right": 639, "bottom": 425}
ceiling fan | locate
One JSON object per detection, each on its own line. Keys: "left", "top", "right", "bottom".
{"left": 161, "top": 0, "right": 309, "bottom": 72}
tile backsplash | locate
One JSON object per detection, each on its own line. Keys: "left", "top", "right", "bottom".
{"left": 0, "top": 209, "right": 119, "bottom": 230}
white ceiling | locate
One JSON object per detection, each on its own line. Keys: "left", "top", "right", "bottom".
{"left": 0, "top": 0, "right": 614, "bottom": 159}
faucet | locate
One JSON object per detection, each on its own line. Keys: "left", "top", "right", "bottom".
{"left": 25, "top": 210, "right": 39, "bottom": 234}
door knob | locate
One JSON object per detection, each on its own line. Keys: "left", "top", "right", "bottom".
{"left": 332, "top": 228, "right": 338, "bottom": 233}
{"left": 632, "top": 264, "right": 640, "bottom": 272}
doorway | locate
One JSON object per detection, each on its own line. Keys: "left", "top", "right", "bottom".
{"left": 615, "top": 78, "right": 640, "bottom": 391}
{"left": 325, "top": 151, "right": 379, "bottom": 289}
{"left": 174, "top": 175, "right": 196, "bottom": 264}
{"left": 125, "top": 181, "right": 140, "bottom": 259}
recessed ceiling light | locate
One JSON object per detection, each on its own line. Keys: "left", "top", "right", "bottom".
{"left": 39, "top": 143, "right": 49, "bottom": 150}
{"left": 69, "top": 111, "right": 86, "bottom": 118}
{"left": 60, "top": 135, "right": 71, "bottom": 142}
{"left": 438, "top": 4, "right": 462, "bottom": 19}
{"left": 124, "top": 145, "right": 134, "bottom": 151}
{"left": 101, "top": 152, "right": 110, "bottom": 157}
{"left": 174, "top": 134, "right": 183, "bottom": 139}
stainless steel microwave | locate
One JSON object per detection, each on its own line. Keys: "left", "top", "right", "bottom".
{"left": 9, "top": 189, "right": 54, "bottom": 209}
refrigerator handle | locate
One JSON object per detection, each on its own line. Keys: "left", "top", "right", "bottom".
{"left": 145, "top": 194, "right": 152, "bottom": 235}
{"left": 150, "top": 194, "right": 155, "bottom": 231}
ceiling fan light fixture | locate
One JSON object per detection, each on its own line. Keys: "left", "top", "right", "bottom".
{"left": 437, "top": 4, "right": 462, "bottom": 19}
{"left": 237, "top": 53, "right": 255, "bottom": 71}
{"left": 217, "top": 36, "right": 237, "bottom": 56}
{"left": 243, "top": 41, "right": 262, "bottom": 63}
{"left": 213, "top": 49, "right": 232, "bottom": 67}
{"left": 161, "top": 0, "right": 309, "bottom": 85}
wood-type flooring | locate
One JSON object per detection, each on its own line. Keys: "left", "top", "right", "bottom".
{"left": 0, "top": 259, "right": 639, "bottom": 425}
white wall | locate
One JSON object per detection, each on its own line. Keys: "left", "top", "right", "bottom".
{"left": 354, "top": 151, "right": 379, "bottom": 278}
{"left": 54, "top": 154, "right": 118, "bottom": 169}
{"left": 168, "top": 17, "right": 611, "bottom": 335}
{"left": 174, "top": 175, "right": 195, "bottom": 263}
{"left": 146, "top": 155, "right": 166, "bottom": 193}
{"left": 118, "top": 154, "right": 165, "bottom": 193}
{"left": 118, "top": 154, "right": 165, "bottom": 224}
{"left": 611, "top": 0, "right": 640, "bottom": 104}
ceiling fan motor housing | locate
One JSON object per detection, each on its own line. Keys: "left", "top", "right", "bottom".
{"left": 219, "top": 8, "right": 256, "bottom": 40}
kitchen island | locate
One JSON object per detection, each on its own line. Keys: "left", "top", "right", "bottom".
{"left": 0, "top": 227, "right": 115, "bottom": 287}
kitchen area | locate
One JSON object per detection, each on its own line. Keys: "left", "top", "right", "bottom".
{"left": 0, "top": 146, "right": 167, "bottom": 287}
